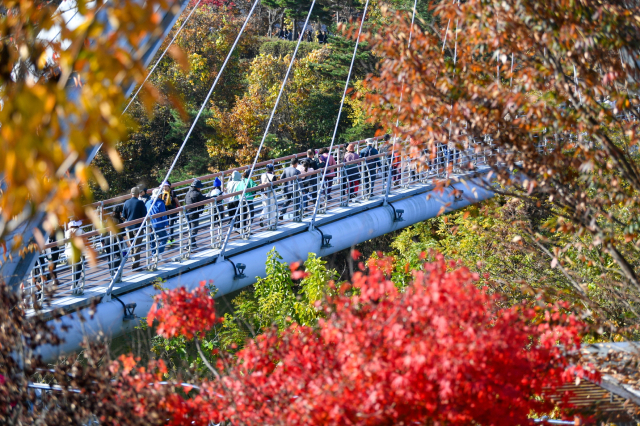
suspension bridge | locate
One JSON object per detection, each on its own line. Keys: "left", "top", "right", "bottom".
{"left": 6, "top": 0, "right": 502, "bottom": 361}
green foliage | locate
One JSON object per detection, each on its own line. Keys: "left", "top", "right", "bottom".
{"left": 384, "top": 197, "right": 640, "bottom": 340}
{"left": 310, "top": 33, "right": 377, "bottom": 83}
{"left": 218, "top": 248, "right": 338, "bottom": 351}
{"left": 258, "top": 37, "right": 320, "bottom": 58}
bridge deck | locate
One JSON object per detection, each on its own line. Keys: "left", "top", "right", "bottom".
{"left": 24, "top": 137, "right": 497, "bottom": 319}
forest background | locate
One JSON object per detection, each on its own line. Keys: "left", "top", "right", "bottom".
{"left": 92, "top": 0, "right": 433, "bottom": 197}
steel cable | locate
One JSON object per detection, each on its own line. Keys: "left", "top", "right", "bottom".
{"left": 217, "top": 0, "right": 318, "bottom": 258}
{"left": 104, "top": 0, "right": 262, "bottom": 300}
{"left": 308, "top": 0, "right": 372, "bottom": 229}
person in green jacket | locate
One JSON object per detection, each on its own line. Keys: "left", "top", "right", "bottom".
{"left": 235, "top": 170, "right": 258, "bottom": 228}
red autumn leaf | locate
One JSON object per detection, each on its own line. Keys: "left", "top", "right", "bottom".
{"left": 291, "top": 270, "right": 309, "bottom": 280}
{"left": 194, "top": 255, "right": 590, "bottom": 426}
{"left": 147, "top": 281, "right": 220, "bottom": 340}
{"left": 351, "top": 249, "right": 362, "bottom": 260}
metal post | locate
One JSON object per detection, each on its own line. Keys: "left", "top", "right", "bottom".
{"left": 210, "top": 200, "right": 215, "bottom": 248}
{"left": 145, "top": 218, "right": 151, "bottom": 268}
{"left": 294, "top": 178, "right": 302, "bottom": 222}
{"left": 383, "top": 149, "right": 393, "bottom": 205}
{"left": 269, "top": 183, "right": 278, "bottom": 230}
{"left": 180, "top": 207, "right": 187, "bottom": 259}
{"left": 109, "top": 232, "right": 115, "bottom": 278}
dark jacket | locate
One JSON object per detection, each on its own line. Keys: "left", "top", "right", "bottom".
{"left": 359, "top": 146, "right": 380, "bottom": 175}
{"left": 185, "top": 188, "right": 210, "bottom": 220}
{"left": 279, "top": 166, "right": 301, "bottom": 192}
{"left": 122, "top": 197, "right": 147, "bottom": 230}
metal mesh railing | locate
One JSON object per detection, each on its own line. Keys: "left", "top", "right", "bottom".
{"left": 22, "top": 136, "right": 503, "bottom": 306}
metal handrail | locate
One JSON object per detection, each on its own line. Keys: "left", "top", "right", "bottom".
{"left": 23, "top": 137, "right": 501, "bottom": 306}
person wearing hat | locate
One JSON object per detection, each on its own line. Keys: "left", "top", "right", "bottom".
{"left": 160, "top": 181, "right": 181, "bottom": 247}
{"left": 359, "top": 138, "right": 380, "bottom": 199}
{"left": 123, "top": 187, "right": 147, "bottom": 270}
{"left": 64, "top": 219, "right": 84, "bottom": 289}
{"left": 343, "top": 143, "right": 361, "bottom": 199}
{"left": 145, "top": 188, "right": 168, "bottom": 262}
{"left": 260, "top": 164, "right": 277, "bottom": 227}
{"left": 138, "top": 185, "right": 150, "bottom": 203}
{"left": 206, "top": 177, "right": 224, "bottom": 225}
{"left": 184, "top": 179, "right": 211, "bottom": 250}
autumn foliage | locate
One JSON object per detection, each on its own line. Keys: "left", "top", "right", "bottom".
{"left": 142, "top": 256, "right": 592, "bottom": 425}
{"left": 147, "top": 281, "right": 221, "bottom": 339}
{"left": 359, "top": 0, "right": 640, "bottom": 307}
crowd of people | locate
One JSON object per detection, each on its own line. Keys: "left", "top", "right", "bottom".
{"left": 36, "top": 134, "right": 470, "bottom": 290}
{"left": 274, "top": 27, "right": 329, "bottom": 44}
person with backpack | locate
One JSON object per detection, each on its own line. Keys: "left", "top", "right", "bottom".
{"left": 160, "top": 181, "right": 181, "bottom": 247}
{"left": 145, "top": 188, "right": 168, "bottom": 262}
{"left": 359, "top": 138, "right": 380, "bottom": 199}
{"left": 123, "top": 187, "right": 147, "bottom": 270}
{"left": 184, "top": 179, "right": 212, "bottom": 250}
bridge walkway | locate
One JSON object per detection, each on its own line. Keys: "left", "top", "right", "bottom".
{"left": 24, "top": 136, "right": 496, "bottom": 319}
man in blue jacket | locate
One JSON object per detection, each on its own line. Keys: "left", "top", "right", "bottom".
{"left": 145, "top": 188, "right": 168, "bottom": 262}
{"left": 122, "top": 187, "right": 147, "bottom": 270}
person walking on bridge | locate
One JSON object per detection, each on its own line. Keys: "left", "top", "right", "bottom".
{"left": 343, "top": 143, "right": 361, "bottom": 200}
{"left": 160, "top": 181, "right": 180, "bottom": 247}
{"left": 65, "top": 219, "right": 84, "bottom": 292}
{"left": 122, "top": 187, "right": 147, "bottom": 270}
{"left": 318, "top": 147, "right": 336, "bottom": 200}
{"left": 145, "top": 188, "right": 168, "bottom": 263}
{"left": 234, "top": 170, "right": 258, "bottom": 231}
{"left": 260, "top": 164, "right": 277, "bottom": 227}
{"left": 185, "top": 179, "right": 211, "bottom": 250}
{"left": 359, "top": 138, "right": 380, "bottom": 199}
{"left": 279, "top": 157, "right": 301, "bottom": 220}
{"left": 226, "top": 171, "right": 242, "bottom": 229}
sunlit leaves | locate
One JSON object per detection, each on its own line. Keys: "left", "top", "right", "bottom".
{"left": 0, "top": 0, "right": 179, "bottom": 245}
{"left": 147, "top": 281, "right": 221, "bottom": 339}
{"left": 196, "top": 255, "right": 592, "bottom": 425}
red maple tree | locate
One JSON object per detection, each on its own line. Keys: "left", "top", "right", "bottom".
{"left": 145, "top": 255, "right": 594, "bottom": 425}
{"left": 147, "top": 281, "right": 221, "bottom": 340}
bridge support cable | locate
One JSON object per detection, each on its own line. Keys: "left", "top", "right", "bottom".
{"left": 308, "top": 0, "right": 372, "bottom": 231}
{"left": 383, "top": 0, "right": 419, "bottom": 205}
{"left": 217, "top": 0, "right": 318, "bottom": 259}
{"left": 123, "top": 0, "right": 204, "bottom": 115}
{"left": 103, "top": 0, "right": 262, "bottom": 302}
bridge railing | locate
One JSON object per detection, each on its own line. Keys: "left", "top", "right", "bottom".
{"left": 22, "top": 137, "right": 500, "bottom": 306}
{"left": 86, "top": 137, "right": 384, "bottom": 227}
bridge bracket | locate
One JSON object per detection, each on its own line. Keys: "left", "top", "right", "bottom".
{"left": 387, "top": 202, "right": 404, "bottom": 223}
{"left": 315, "top": 228, "right": 333, "bottom": 248}
{"left": 112, "top": 294, "right": 138, "bottom": 321}
{"left": 450, "top": 187, "right": 464, "bottom": 202}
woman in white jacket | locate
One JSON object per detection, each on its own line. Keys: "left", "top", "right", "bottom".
{"left": 260, "top": 164, "right": 277, "bottom": 227}
{"left": 65, "top": 220, "right": 84, "bottom": 294}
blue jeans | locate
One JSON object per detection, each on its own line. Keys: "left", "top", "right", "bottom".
{"left": 150, "top": 228, "right": 168, "bottom": 256}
